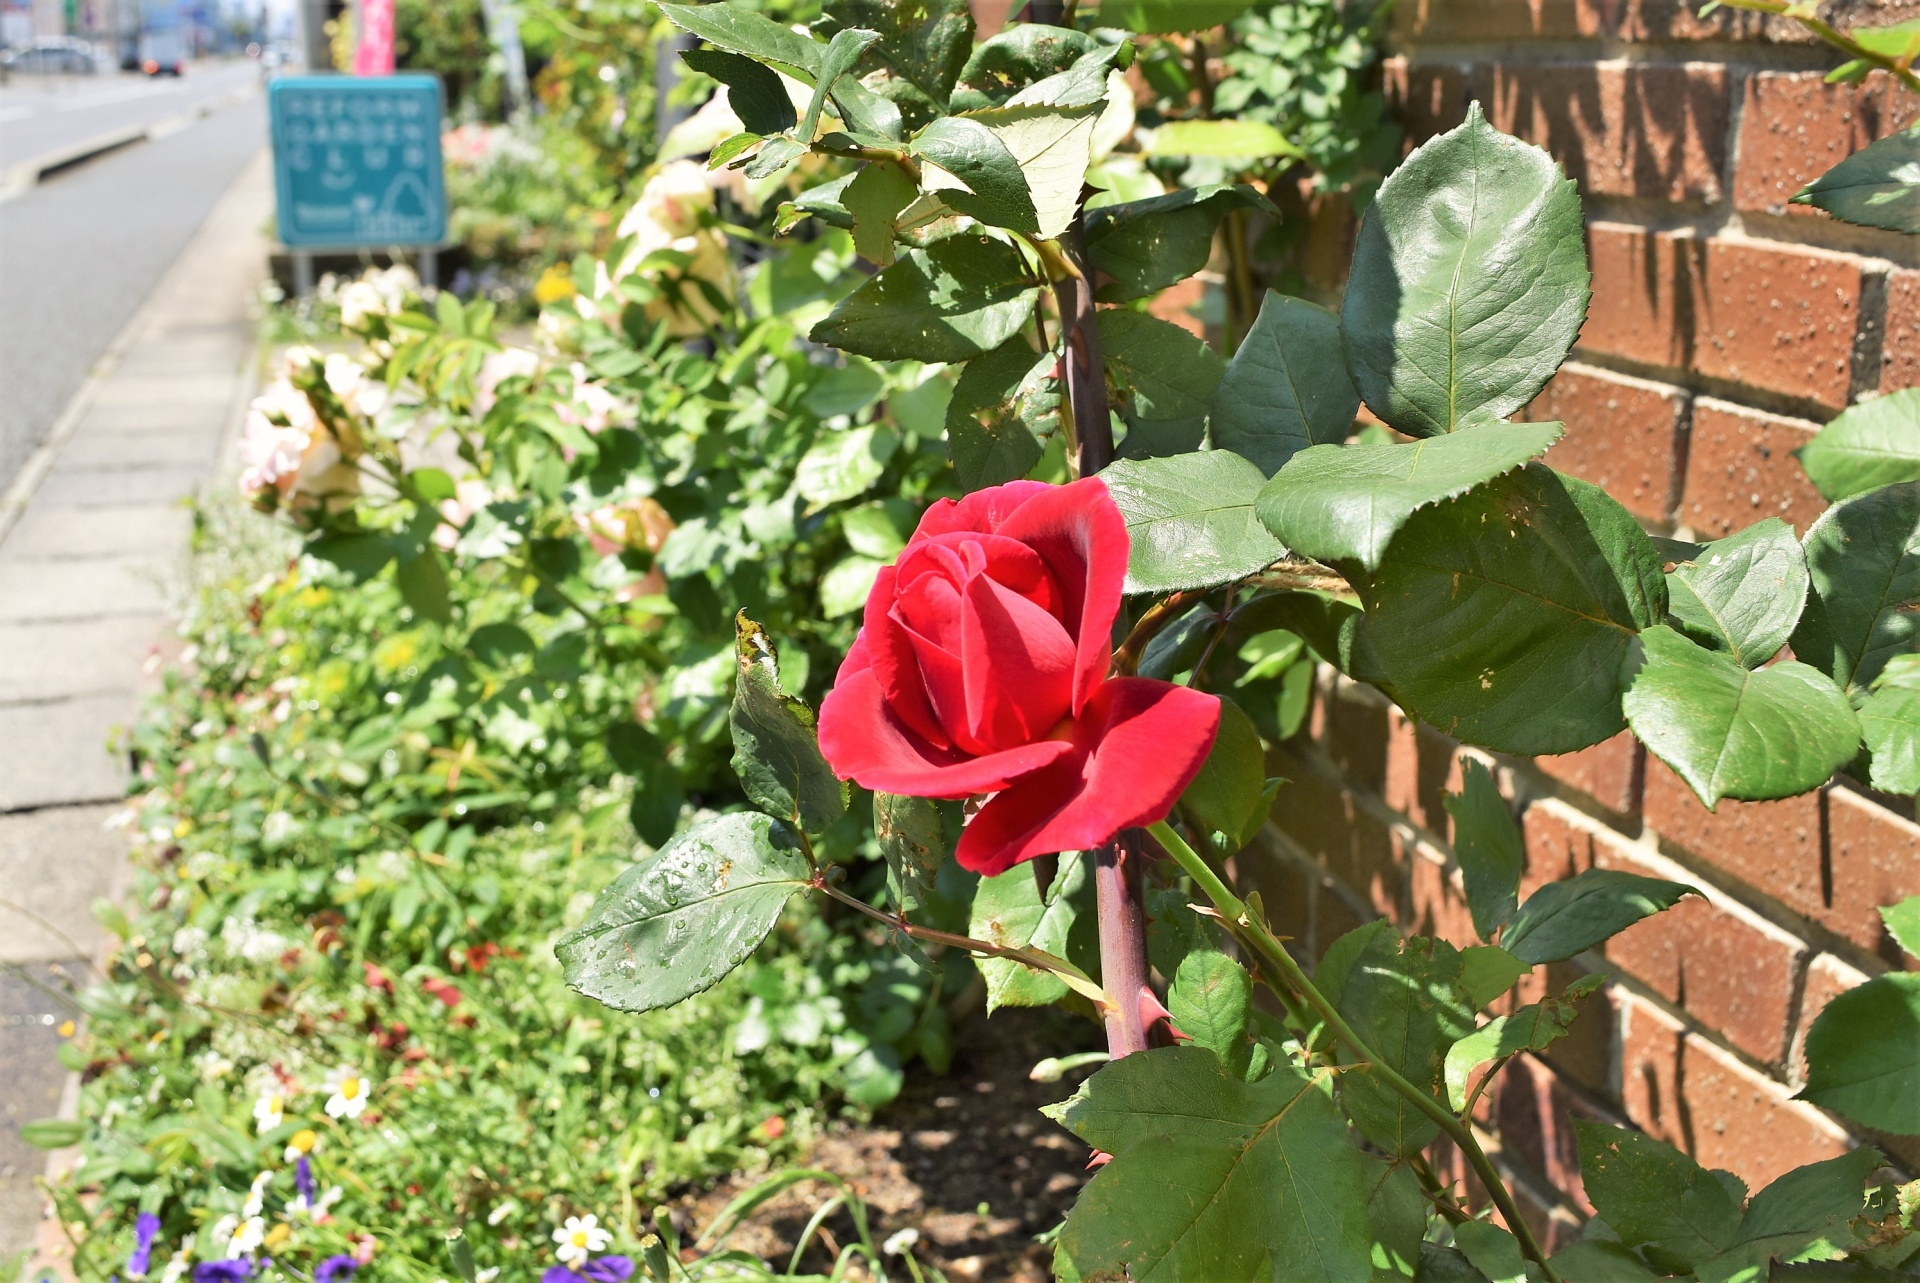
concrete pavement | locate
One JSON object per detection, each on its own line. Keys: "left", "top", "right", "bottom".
{"left": 0, "top": 146, "right": 268, "bottom": 1264}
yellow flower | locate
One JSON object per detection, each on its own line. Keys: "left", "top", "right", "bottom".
{"left": 534, "top": 264, "right": 577, "bottom": 305}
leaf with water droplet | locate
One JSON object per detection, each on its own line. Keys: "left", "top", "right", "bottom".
{"left": 557, "top": 812, "right": 812, "bottom": 1013}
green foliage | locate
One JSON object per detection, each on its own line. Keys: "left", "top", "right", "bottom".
{"left": 1792, "top": 481, "right": 1920, "bottom": 696}
{"left": 1334, "top": 932, "right": 1473, "bottom": 1154}
{"left": 1104, "top": 451, "right": 1284, "bottom": 593}
{"left": 1210, "top": 291, "right": 1358, "bottom": 476}
{"left": 1441, "top": 758, "right": 1524, "bottom": 940}
{"left": 1085, "top": 184, "right": 1272, "bottom": 302}
{"left": 1168, "top": 951, "right": 1255, "bottom": 1078}
{"left": 811, "top": 235, "right": 1039, "bottom": 361}
{"left": 1663, "top": 517, "right": 1809, "bottom": 666}
{"left": 728, "top": 614, "right": 848, "bottom": 831}
{"left": 969, "top": 856, "right": 1098, "bottom": 1012}
{"left": 1801, "top": 972, "right": 1920, "bottom": 1134}
{"left": 1800, "top": 389, "right": 1920, "bottom": 501}
{"left": 1500, "top": 870, "right": 1698, "bottom": 966}
{"left": 1795, "top": 123, "right": 1920, "bottom": 233}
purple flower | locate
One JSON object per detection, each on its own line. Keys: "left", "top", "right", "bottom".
{"left": 314, "top": 1256, "right": 357, "bottom": 1283}
{"left": 193, "top": 1263, "right": 253, "bottom": 1283}
{"left": 128, "top": 1211, "right": 161, "bottom": 1276}
{"left": 294, "top": 1156, "right": 315, "bottom": 1207}
{"left": 542, "top": 1256, "right": 634, "bottom": 1283}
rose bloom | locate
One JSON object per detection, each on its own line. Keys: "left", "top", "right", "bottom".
{"left": 434, "top": 479, "right": 495, "bottom": 551}
{"left": 818, "top": 478, "right": 1220, "bottom": 875}
{"left": 594, "top": 161, "right": 737, "bottom": 337}
{"left": 237, "top": 381, "right": 361, "bottom": 520}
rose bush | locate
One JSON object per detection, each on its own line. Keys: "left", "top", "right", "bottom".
{"left": 819, "top": 478, "right": 1218, "bottom": 875}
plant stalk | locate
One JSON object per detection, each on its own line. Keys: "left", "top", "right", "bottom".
{"left": 1716, "top": 0, "right": 1920, "bottom": 94}
{"left": 1144, "top": 820, "right": 1563, "bottom": 1283}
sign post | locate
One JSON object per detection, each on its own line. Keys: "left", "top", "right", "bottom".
{"left": 267, "top": 75, "right": 447, "bottom": 291}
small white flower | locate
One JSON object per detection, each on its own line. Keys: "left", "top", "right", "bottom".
{"left": 160, "top": 1245, "right": 191, "bottom": 1283}
{"left": 241, "top": 1170, "right": 272, "bottom": 1218}
{"left": 882, "top": 1227, "right": 920, "bottom": 1257}
{"left": 227, "top": 1216, "right": 266, "bottom": 1259}
{"left": 252, "top": 1091, "right": 285, "bottom": 1133}
{"left": 475, "top": 1270, "right": 500, "bottom": 1283}
{"left": 324, "top": 1067, "right": 372, "bottom": 1120}
{"left": 486, "top": 1203, "right": 514, "bottom": 1227}
{"left": 314, "top": 1185, "right": 344, "bottom": 1217}
{"left": 552, "top": 1214, "right": 612, "bottom": 1265}
{"left": 209, "top": 1215, "right": 239, "bottom": 1249}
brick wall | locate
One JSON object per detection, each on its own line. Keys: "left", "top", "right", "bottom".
{"left": 1246, "top": 0, "right": 1920, "bottom": 1243}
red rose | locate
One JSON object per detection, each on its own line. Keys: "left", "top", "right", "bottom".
{"left": 818, "top": 478, "right": 1220, "bottom": 875}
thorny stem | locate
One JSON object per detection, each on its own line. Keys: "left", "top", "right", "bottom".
{"left": 1145, "top": 820, "right": 1564, "bottom": 1283}
{"left": 1716, "top": 0, "right": 1920, "bottom": 94}
{"left": 814, "top": 880, "right": 1111, "bottom": 1010}
{"left": 1408, "top": 1153, "right": 1472, "bottom": 1226}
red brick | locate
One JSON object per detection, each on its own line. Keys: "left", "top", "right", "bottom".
{"left": 1269, "top": 746, "right": 1404, "bottom": 922}
{"left": 1618, "top": 992, "right": 1852, "bottom": 1190}
{"left": 1323, "top": 679, "right": 1393, "bottom": 796}
{"left": 1790, "top": 953, "right": 1870, "bottom": 1086}
{"left": 1384, "top": 709, "right": 1468, "bottom": 839}
{"left": 1526, "top": 364, "right": 1688, "bottom": 526}
{"left": 1692, "top": 240, "right": 1870, "bottom": 409}
{"left": 1679, "top": 399, "right": 1831, "bottom": 538}
{"left": 1481, "top": 63, "right": 1729, "bottom": 203}
{"left": 1645, "top": 757, "right": 1827, "bottom": 920}
{"left": 1393, "top": 0, "right": 1583, "bottom": 39}
{"left": 1408, "top": 838, "right": 1477, "bottom": 950}
{"left": 1382, "top": 58, "right": 1471, "bottom": 147}
{"left": 1531, "top": 730, "right": 1645, "bottom": 819}
{"left": 1734, "top": 72, "right": 1920, "bottom": 218}
{"left": 1582, "top": 223, "right": 1694, "bottom": 370}
{"left": 1826, "top": 787, "right": 1920, "bottom": 961}
{"left": 1882, "top": 269, "right": 1920, "bottom": 394}
{"left": 1524, "top": 798, "right": 1808, "bottom": 1063}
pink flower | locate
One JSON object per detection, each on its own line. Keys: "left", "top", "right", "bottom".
{"left": 434, "top": 480, "right": 494, "bottom": 551}
{"left": 475, "top": 348, "right": 541, "bottom": 417}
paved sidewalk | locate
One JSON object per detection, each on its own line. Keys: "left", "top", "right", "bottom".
{"left": 0, "top": 148, "right": 269, "bottom": 1262}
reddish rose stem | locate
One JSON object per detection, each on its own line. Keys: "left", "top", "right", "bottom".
{"left": 1054, "top": 218, "right": 1152, "bottom": 1058}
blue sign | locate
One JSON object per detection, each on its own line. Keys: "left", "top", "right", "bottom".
{"left": 269, "top": 75, "right": 446, "bottom": 249}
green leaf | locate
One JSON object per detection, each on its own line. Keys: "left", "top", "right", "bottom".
{"left": 1442, "top": 758, "right": 1524, "bottom": 941}
{"left": 1178, "top": 696, "right": 1272, "bottom": 853}
{"left": 1143, "top": 118, "right": 1301, "bottom": 159}
{"left": 1792, "top": 124, "right": 1920, "bottom": 234}
{"left": 1003, "top": 43, "right": 1130, "bottom": 111}
{"left": 395, "top": 544, "right": 452, "bottom": 624}
{"left": 1793, "top": 480, "right": 1920, "bottom": 696}
{"left": 969, "top": 854, "right": 1095, "bottom": 1011}
{"left": 1799, "top": 972, "right": 1920, "bottom": 1133}
{"left": 1169, "top": 950, "right": 1254, "bottom": 1079}
{"left": 1665, "top": 518, "right": 1809, "bottom": 667}
{"left": 728, "top": 613, "right": 846, "bottom": 832}
{"left": 1458, "top": 945, "right": 1530, "bottom": 1009}
{"left": 1443, "top": 999, "right": 1578, "bottom": 1111}
{"left": 1254, "top": 423, "right": 1563, "bottom": 571}
{"left": 1884, "top": 895, "right": 1920, "bottom": 959}
{"left": 557, "top": 812, "right": 811, "bottom": 1013}
{"left": 657, "top": 2, "right": 821, "bottom": 78}
{"left": 1545, "top": 1241, "right": 1661, "bottom": 1283}
{"left": 1342, "top": 103, "right": 1589, "bottom": 438}
{"left": 944, "top": 340, "right": 1060, "bottom": 490}
{"left": 19, "top": 1119, "right": 85, "bottom": 1149}
{"left": 1099, "top": 310, "right": 1226, "bottom": 424}
{"left": 1799, "top": 389, "right": 1920, "bottom": 502}
{"left": 1314, "top": 920, "right": 1398, "bottom": 1010}
{"left": 680, "top": 48, "right": 795, "bottom": 135}
{"left": 799, "top": 27, "right": 882, "bottom": 145}
{"left": 817, "top": 0, "right": 973, "bottom": 104}
{"left": 1104, "top": 451, "right": 1285, "bottom": 594}
{"left": 1703, "top": 1149, "right": 1884, "bottom": 1280}
{"left": 1623, "top": 625, "right": 1860, "bottom": 808}
{"left": 1337, "top": 932, "right": 1474, "bottom": 1155}
{"left": 1099, "top": 0, "right": 1255, "bottom": 33}
{"left": 1229, "top": 590, "right": 1380, "bottom": 683}
{"left": 810, "top": 234, "right": 1039, "bottom": 362}
{"left": 909, "top": 116, "right": 1039, "bottom": 236}
{"left": 1862, "top": 677, "right": 1920, "bottom": 794}
{"left": 1085, "top": 185, "right": 1274, "bottom": 304}
{"left": 1452, "top": 1222, "right": 1537, "bottom": 1283}
{"left": 961, "top": 103, "right": 1101, "bottom": 241}
{"left": 1365, "top": 466, "right": 1667, "bottom": 754}
{"left": 308, "top": 530, "right": 396, "bottom": 582}
{"left": 1211, "top": 292, "right": 1360, "bottom": 476}
{"left": 875, "top": 792, "right": 944, "bottom": 917}
{"left": 1502, "top": 868, "right": 1698, "bottom": 966}
{"left": 1365, "top": 1160, "right": 1428, "bottom": 1283}
{"left": 840, "top": 500, "right": 912, "bottom": 559}
{"left": 802, "top": 359, "right": 887, "bottom": 418}
{"left": 794, "top": 425, "right": 898, "bottom": 508}
{"left": 952, "top": 25, "right": 1098, "bottom": 113}
{"left": 842, "top": 160, "right": 918, "bottom": 267}
{"left": 819, "top": 554, "right": 885, "bottom": 618}
{"left": 1049, "top": 1047, "right": 1377, "bottom": 1282}
{"left": 743, "top": 134, "right": 808, "bottom": 181}
{"left": 1576, "top": 1120, "right": 1744, "bottom": 1268}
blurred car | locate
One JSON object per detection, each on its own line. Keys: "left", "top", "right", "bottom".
{"left": 138, "top": 29, "right": 183, "bottom": 76}
{"left": 1, "top": 38, "right": 99, "bottom": 75}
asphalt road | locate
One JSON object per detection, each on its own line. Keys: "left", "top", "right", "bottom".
{"left": 0, "top": 62, "right": 264, "bottom": 485}
{"left": 0, "top": 59, "right": 260, "bottom": 171}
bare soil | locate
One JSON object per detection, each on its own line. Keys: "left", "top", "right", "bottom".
{"left": 675, "top": 1006, "right": 1104, "bottom": 1282}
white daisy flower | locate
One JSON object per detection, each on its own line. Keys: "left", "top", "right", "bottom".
{"left": 323, "top": 1067, "right": 372, "bottom": 1120}
{"left": 209, "top": 1215, "right": 238, "bottom": 1250}
{"left": 552, "top": 1214, "right": 612, "bottom": 1265}
{"left": 227, "top": 1216, "right": 266, "bottom": 1259}
{"left": 251, "top": 1091, "right": 285, "bottom": 1133}
{"left": 160, "top": 1245, "right": 191, "bottom": 1283}
{"left": 241, "top": 1170, "right": 272, "bottom": 1218}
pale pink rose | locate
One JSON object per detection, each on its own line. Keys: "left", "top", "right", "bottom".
{"left": 236, "top": 378, "right": 361, "bottom": 520}
{"left": 599, "top": 162, "right": 738, "bottom": 337}
{"left": 434, "top": 480, "right": 494, "bottom": 551}
{"left": 573, "top": 496, "right": 674, "bottom": 557}
{"left": 557, "top": 364, "right": 630, "bottom": 437}
{"left": 474, "top": 348, "right": 541, "bottom": 417}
